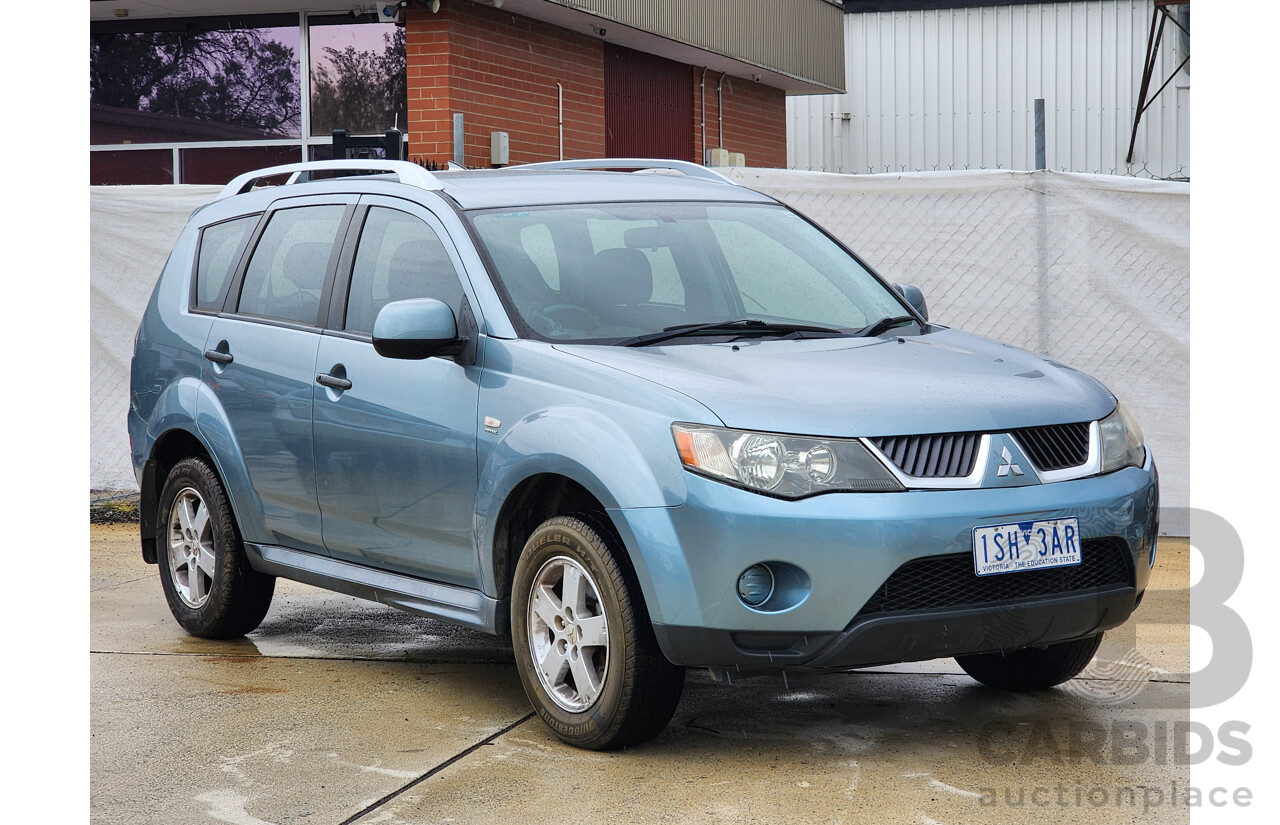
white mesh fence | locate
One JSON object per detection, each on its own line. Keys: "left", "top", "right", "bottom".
{"left": 90, "top": 171, "right": 1188, "bottom": 532}
{"left": 727, "top": 168, "right": 1188, "bottom": 534}
{"left": 90, "top": 185, "right": 221, "bottom": 498}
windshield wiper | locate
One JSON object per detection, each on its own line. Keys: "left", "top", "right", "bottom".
{"left": 858, "top": 315, "right": 920, "bottom": 337}
{"left": 617, "top": 319, "right": 845, "bottom": 348}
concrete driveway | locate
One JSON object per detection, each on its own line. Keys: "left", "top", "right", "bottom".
{"left": 91, "top": 524, "right": 1190, "bottom": 824}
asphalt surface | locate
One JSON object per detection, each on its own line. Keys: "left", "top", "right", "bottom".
{"left": 90, "top": 524, "right": 1190, "bottom": 824}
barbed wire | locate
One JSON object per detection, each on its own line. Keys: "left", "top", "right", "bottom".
{"left": 793, "top": 162, "right": 1190, "bottom": 182}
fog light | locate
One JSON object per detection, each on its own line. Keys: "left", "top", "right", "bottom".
{"left": 738, "top": 564, "right": 775, "bottom": 607}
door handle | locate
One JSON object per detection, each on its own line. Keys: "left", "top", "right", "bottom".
{"left": 316, "top": 372, "right": 352, "bottom": 391}
{"left": 203, "top": 349, "right": 233, "bottom": 365}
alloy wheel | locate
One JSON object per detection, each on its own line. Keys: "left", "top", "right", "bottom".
{"left": 526, "top": 555, "right": 611, "bottom": 712}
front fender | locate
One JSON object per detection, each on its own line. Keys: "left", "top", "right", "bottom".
{"left": 473, "top": 406, "right": 688, "bottom": 597}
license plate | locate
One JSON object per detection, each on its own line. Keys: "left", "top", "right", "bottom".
{"left": 972, "top": 517, "right": 1081, "bottom": 576}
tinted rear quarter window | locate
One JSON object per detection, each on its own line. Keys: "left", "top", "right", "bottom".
{"left": 194, "top": 215, "right": 257, "bottom": 310}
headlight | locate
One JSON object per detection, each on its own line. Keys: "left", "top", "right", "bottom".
{"left": 671, "top": 424, "right": 904, "bottom": 498}
{"left": 1099, "top": 402, "right": 1146, "bottom": 473}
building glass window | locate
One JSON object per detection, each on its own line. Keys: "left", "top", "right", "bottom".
{"left": 180, "top": 146, "right": 304, "bottom": 186}
{"left": 308, "top": 17, "right": 408, "bottom": 138}
{"left": 90, "top": 149, "right": 174, "bottom": 186}
{"left": 90, "top": 16, "right": 301, "bottom": 145}
{"left": 90, "top": 13, "right": 404, "bottom": 185}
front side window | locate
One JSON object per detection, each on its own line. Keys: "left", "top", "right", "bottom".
{"left": 344, "top": 207, "right": 464, "bottom": 334}
{"left": 194, "top": 215, "right": 258, "bottom": 310}
{"left": 468, "top": 202, "right": 908, "bottom": 343}
{"left": 237, "top": 205, "right": 345, "bottom": 325}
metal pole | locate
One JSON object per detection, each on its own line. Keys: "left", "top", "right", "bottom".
{"left": 1127, "top": 7, "right": 1165, "bottom": 164}
{"left": 1036, "top": 169, "right": 1049, "bottom": 356}
{"left": 1034, "top": 98, "right": 1046, "bottom": 170}
{"left": 717, "top": 73, "right": 725, "bottom": 149}
{"left": 453, "top": 113, "right": 465, "bottom": 167}
{"left": 556, "top": 82, "right": 564, "bottom": 160}
{"left": 700, "top": 67, "right": 708, "bottom": 162}
{"left": 384, "top": 128, "right": 402, "bottom": 161}
{"left": 298, "top": 11, "right": 311, "bottom": 162}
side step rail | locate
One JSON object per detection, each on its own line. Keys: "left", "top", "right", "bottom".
{"left": 245, "top": 542, "right": 504, "bottom": 634}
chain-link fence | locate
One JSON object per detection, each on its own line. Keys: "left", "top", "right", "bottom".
{"left": 727, "top": 167, "right": 1189, "bottom": 533}
{"left": 91, "top": 170, "right": 1189, "bottom": 531}
{"left": 91, "top": 184, "right": 221, "bottom": 516}
{"left": 787, "top": 162, "right": 1190, "bottom": 184}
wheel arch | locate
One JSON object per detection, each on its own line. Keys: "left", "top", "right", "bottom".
{"left": 489, "top": 472, "right": 611, "bottom": 602}
{"left": 140, "top": 427, "right": 212, "bottom": 564}
{"left": 487, "top": 471, "right": 666, "bottom": 640}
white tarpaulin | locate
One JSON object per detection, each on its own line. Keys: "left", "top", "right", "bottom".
{"left": 727, "top": 168, "right": 1189, "bottom": 534}
{"left": 90, "top": 185, "right": 220, "bottom": 493}
{"left": 90, "top": 169, "right": 1188, "bottom": 533}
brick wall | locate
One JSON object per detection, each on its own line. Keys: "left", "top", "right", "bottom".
{"left": 405, "top": 0, "right": 788, "bottom": 169}
{"left": 691, "top": 69, "right": 788, "bottom": 169}
{"left": 405, "top": 1, "right": 604, "bottom": 167}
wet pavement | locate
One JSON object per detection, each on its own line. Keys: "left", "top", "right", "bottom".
{"left": 91, "top": 524, "right": 1190, "bottom": 824}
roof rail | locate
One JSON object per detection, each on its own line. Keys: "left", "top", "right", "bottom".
{"left": 215, "top": 159, "right": 444, "bottom": 201}
{"left": 515, "top": 158, "right": 740, "bottom": 186}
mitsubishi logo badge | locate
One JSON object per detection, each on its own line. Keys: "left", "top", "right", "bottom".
{"left": 996, "top": 446, "right": 1024, "bottom": 477}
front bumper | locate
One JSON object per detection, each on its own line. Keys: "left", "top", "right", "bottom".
{"left": 610, "top": 452, "right": 1158, "bottom": 669}
{"left": 654, "top": 584, "right": 1135, "bottom": 670}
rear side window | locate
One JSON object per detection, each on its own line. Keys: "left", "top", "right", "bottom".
{"left": 237, "top": 205, "right": 345, "bottom": 325}
{"left": 343, "top": 207, "right": 464, "bottom": 334}
{"left": 194, "top": 215, "right": 256, "bottom": 310}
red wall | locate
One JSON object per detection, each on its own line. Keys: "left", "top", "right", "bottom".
{"left": 405, "top": 2, "right": 605, "bottom": 167}
{"left": 690, "top": 70, "right": 788, "bottom": 169}
{"left": 404, "top": 1, "right": 787, "bottom": 168}
{"left": 603, "top": 44, "right": 693, "bottom": 162}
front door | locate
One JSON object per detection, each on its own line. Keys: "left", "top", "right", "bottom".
{"left": 313, "top": 197, "right": 481, "bottom": 586}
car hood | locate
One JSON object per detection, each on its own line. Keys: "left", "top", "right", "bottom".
{"left": 553, "top": 328, "right": 1115, "bottom": 436}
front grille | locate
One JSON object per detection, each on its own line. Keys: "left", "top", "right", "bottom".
{"left": 870, "top": 432, "right": 981, "bottom": 478}
{"left": 1011, "top": 421, "right": 1091, "bottom": 471}
{"left": 855, "top": 537, "right": 1132, "bottom": 617}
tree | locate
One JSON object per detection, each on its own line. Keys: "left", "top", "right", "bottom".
{"left": 90, "top": 28, "right": 301, "bottom": 137}
{"left": 309, "top": 28, "right": 407, "bottom": 136}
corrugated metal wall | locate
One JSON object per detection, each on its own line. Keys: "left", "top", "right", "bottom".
{"left": 787, "top": 1, "right": 1189, "bottom": 178}
{"left": 604, "top": 44, "right": 694, "bottom": 160}
{"left": 548, "top": 0, "right": 846, "bottom": 91}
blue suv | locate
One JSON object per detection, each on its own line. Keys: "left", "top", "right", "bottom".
{"left": 129, "top": 159, "right": 1159, "bottom": 749}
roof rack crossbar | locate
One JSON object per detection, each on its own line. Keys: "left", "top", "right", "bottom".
{"left": 215, "top": 159, "right": 444, "bottom": 201}
{"left": 515, "top": 158, "right": 740, "bottom": 186}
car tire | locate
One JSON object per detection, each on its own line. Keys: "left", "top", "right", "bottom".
{"left": 955, "top": 633, "right": 1103, "bottom": 691}
{"left": 156, "top": 456, "right": 275, "bottom": 639}
{"left": 511, "top": 514, "right": 685, "bottom": 750}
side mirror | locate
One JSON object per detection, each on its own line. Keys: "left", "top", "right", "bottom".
{"left": 893, "top": 283, "right": 929, "bottom": 322}
{"left": 372, "top": 298, "right": 460, "bottom": 360}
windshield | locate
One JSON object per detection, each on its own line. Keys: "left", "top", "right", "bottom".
{"left": 467, "top": 201, "right": 912, "bottom": 344}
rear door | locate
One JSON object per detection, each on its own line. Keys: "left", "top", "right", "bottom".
{"left": 312, "top": 195, "right": 483, "bottom": 586}
{"left": 201, "top": 195, "right": 355, "bottom": 553}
